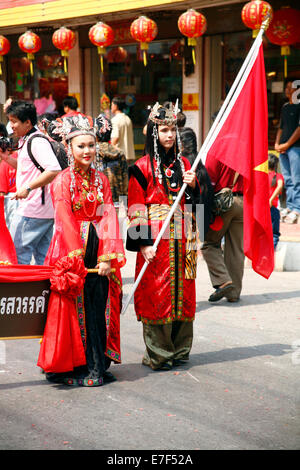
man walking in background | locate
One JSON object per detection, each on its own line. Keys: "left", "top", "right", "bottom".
{"left": 111, "top": 96, "right": 135, "bottom": 165}
{"left": 275, "top": 78, "right": 300, "bottom": 224}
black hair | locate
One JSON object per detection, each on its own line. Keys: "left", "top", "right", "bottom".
{"left": 112, "top": 96, "right": 126, "bottom": 112}
{"left": 284, "top": 77, "right": 298, "bottom": 87}
{"left": 37, "top": 112, "right": 57, "bottom": 122}
{"left": 0, "top": 123, "right": 8, "bottom": 137}
{"left": 268, "top": 153, "right": 279, "bottom": 187}
{"left": 179, "top": 127, "right": 209, "bottom": 197}
{"left": 177, "top": 112, "right": 186, "bottom": 128}
{"left": 6, "top": 100, "right": 37, "bottom": 126}
{"left": 63, "top": 95, "right": 78, "bottom": 110}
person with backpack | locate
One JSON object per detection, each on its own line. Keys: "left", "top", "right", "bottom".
{"left": 0, "top": 100, "right": 61, "bottom": 265}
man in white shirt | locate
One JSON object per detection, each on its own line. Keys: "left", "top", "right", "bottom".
{"left": 111, "top": 96, "right": 135, "bottom": 164}
{"left": 0, "top": 101, "right": 61, "bottom": 264}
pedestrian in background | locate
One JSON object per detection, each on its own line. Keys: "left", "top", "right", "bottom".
{"left": 268, "top": 153, "right": 284, "bottom": 250}
{"left": 275, "top": 78, "right": 300, "bottom": 224}
{"left": 94, "top": 114, "right": 128, "bottom": 209}
{"left": 111, "top": 96, "right": 135, "bottom": 165}
{"left": 201, "top": 161, "right": 244, "bottom": 303}
{"left": 0, "top": 122, "right": 18, "bottom": 233}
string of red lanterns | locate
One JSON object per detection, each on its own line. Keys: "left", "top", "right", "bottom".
{"left": 0, "top": 6, "right": 298, "bottom": 85}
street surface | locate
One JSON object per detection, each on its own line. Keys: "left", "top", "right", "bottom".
{"left": 0, "top": 249, "right": 299, "bottom": 451}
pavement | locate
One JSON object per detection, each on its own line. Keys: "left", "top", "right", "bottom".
{"left": 272, "top": 216, "right": 300, "bottom": 271}
{"left": 0, "top": 241, "right": 300, "bottom": 453}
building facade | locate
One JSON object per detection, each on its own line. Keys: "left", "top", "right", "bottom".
{"left": 0, "top": 0, "right": 299, "bottom": 154}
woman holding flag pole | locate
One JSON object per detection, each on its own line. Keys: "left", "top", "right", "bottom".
{"left": 126, "top": 102, "right": 199, "bottom": 371}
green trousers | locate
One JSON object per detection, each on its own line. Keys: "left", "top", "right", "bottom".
{"left": 142, "top": 321, "right": 193, "bottom": 370}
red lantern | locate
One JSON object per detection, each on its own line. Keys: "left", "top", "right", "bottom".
{"left": 107, "top": 47, "right": 128, "bottom": 63}
{"left": 178, "top": 9, "right": 207, "bottom": 65}
{"left": 0, "top": 35, "right": 10, "bottom": 75}
{"left": 52, "top": 27, "right": 76, "bottom": 73}
{"left": 89, "top": 22, "right": 114, "bottom": 73}
{"left": 130, "top": 16, "right": 158, "bottom": 66}
{"left": 18, "top": 30, "right": 41, "bottom": 76}
{"left": 241, "top": 0, "right": 273, "bottom": 38}
{"left": 266, "top": 7, "right": 300, "bottom": 77}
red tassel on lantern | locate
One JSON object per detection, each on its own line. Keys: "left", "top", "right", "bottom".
{"left": 89, "top": 22, "right": 114, "bottom": 73}
{"left": 266, "top": 7, "right": 300, "bottom": 78}
{"left": 52, "top": 27, "right": 76, "bottom": 74}
{"left": 241, "top": 0, "right": 273, "bottom": 38}
{"left": 18, "top": 30, "right": 41, "bottom": 76}
{"left": 178, "top": 9, "right": 207, "bottom": 65}
{"left": 130, "top": 16, "right": 158, "bottom": 67}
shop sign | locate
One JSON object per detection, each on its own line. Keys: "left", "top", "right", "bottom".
{"left": 112, "top": 25, "right": 133, "bottom": 45}
{"left": 182, "top": 93, "right": 199, "bottom": 111}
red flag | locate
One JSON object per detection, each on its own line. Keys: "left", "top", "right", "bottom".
{"left": 205, "top": 43, "right": 274, "bottom": 278}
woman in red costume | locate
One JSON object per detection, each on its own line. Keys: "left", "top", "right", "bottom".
{"left": 38, "top": 115, "right": 125, "bottom": 386}
{"left": 126, "top": 102, "right": 198, "bottom": 371}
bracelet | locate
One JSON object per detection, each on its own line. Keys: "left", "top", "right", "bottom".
{"left": 26, "top": 186, "right": 32, "bottom": 192}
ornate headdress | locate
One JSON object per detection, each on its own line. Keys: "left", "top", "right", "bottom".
{"left": 148, "top": 101, "right": 178, "bottom": 126}
{"left": 49, "top": 115, "right": 103, "bottom": 202}
{"left": 50, "top": 114, "right": 96, "bottom": 142}
{"left": 148, "top": 100, "right": 184, "bottom": 184}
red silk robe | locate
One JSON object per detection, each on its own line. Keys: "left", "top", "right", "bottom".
{"left": 127, "top": 155, "right": 196, "bottom": 325}
{"left": 42, "top": 167, "right": 125, "bottom": 368}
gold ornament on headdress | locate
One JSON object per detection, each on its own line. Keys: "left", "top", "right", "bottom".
{"left": 148, "top": 101, "right": 178, "bottom": 126}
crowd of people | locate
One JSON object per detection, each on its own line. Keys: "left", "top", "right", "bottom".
{"left": 0, "top": 82, "right": 298, "bottom": 386}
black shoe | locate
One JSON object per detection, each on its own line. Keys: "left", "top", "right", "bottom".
{"left": 173, "top": 359, "right": 188, "bottom": 366}
{"left": 208, "top": 284, "right": 234, "bottom": 302}
{"left": 158, "top": 363, "right": 172, "bottom": 371}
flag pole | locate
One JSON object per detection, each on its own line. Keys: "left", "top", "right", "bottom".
{"left": 121, "top": 16, "right": 271, "bottom": 315}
